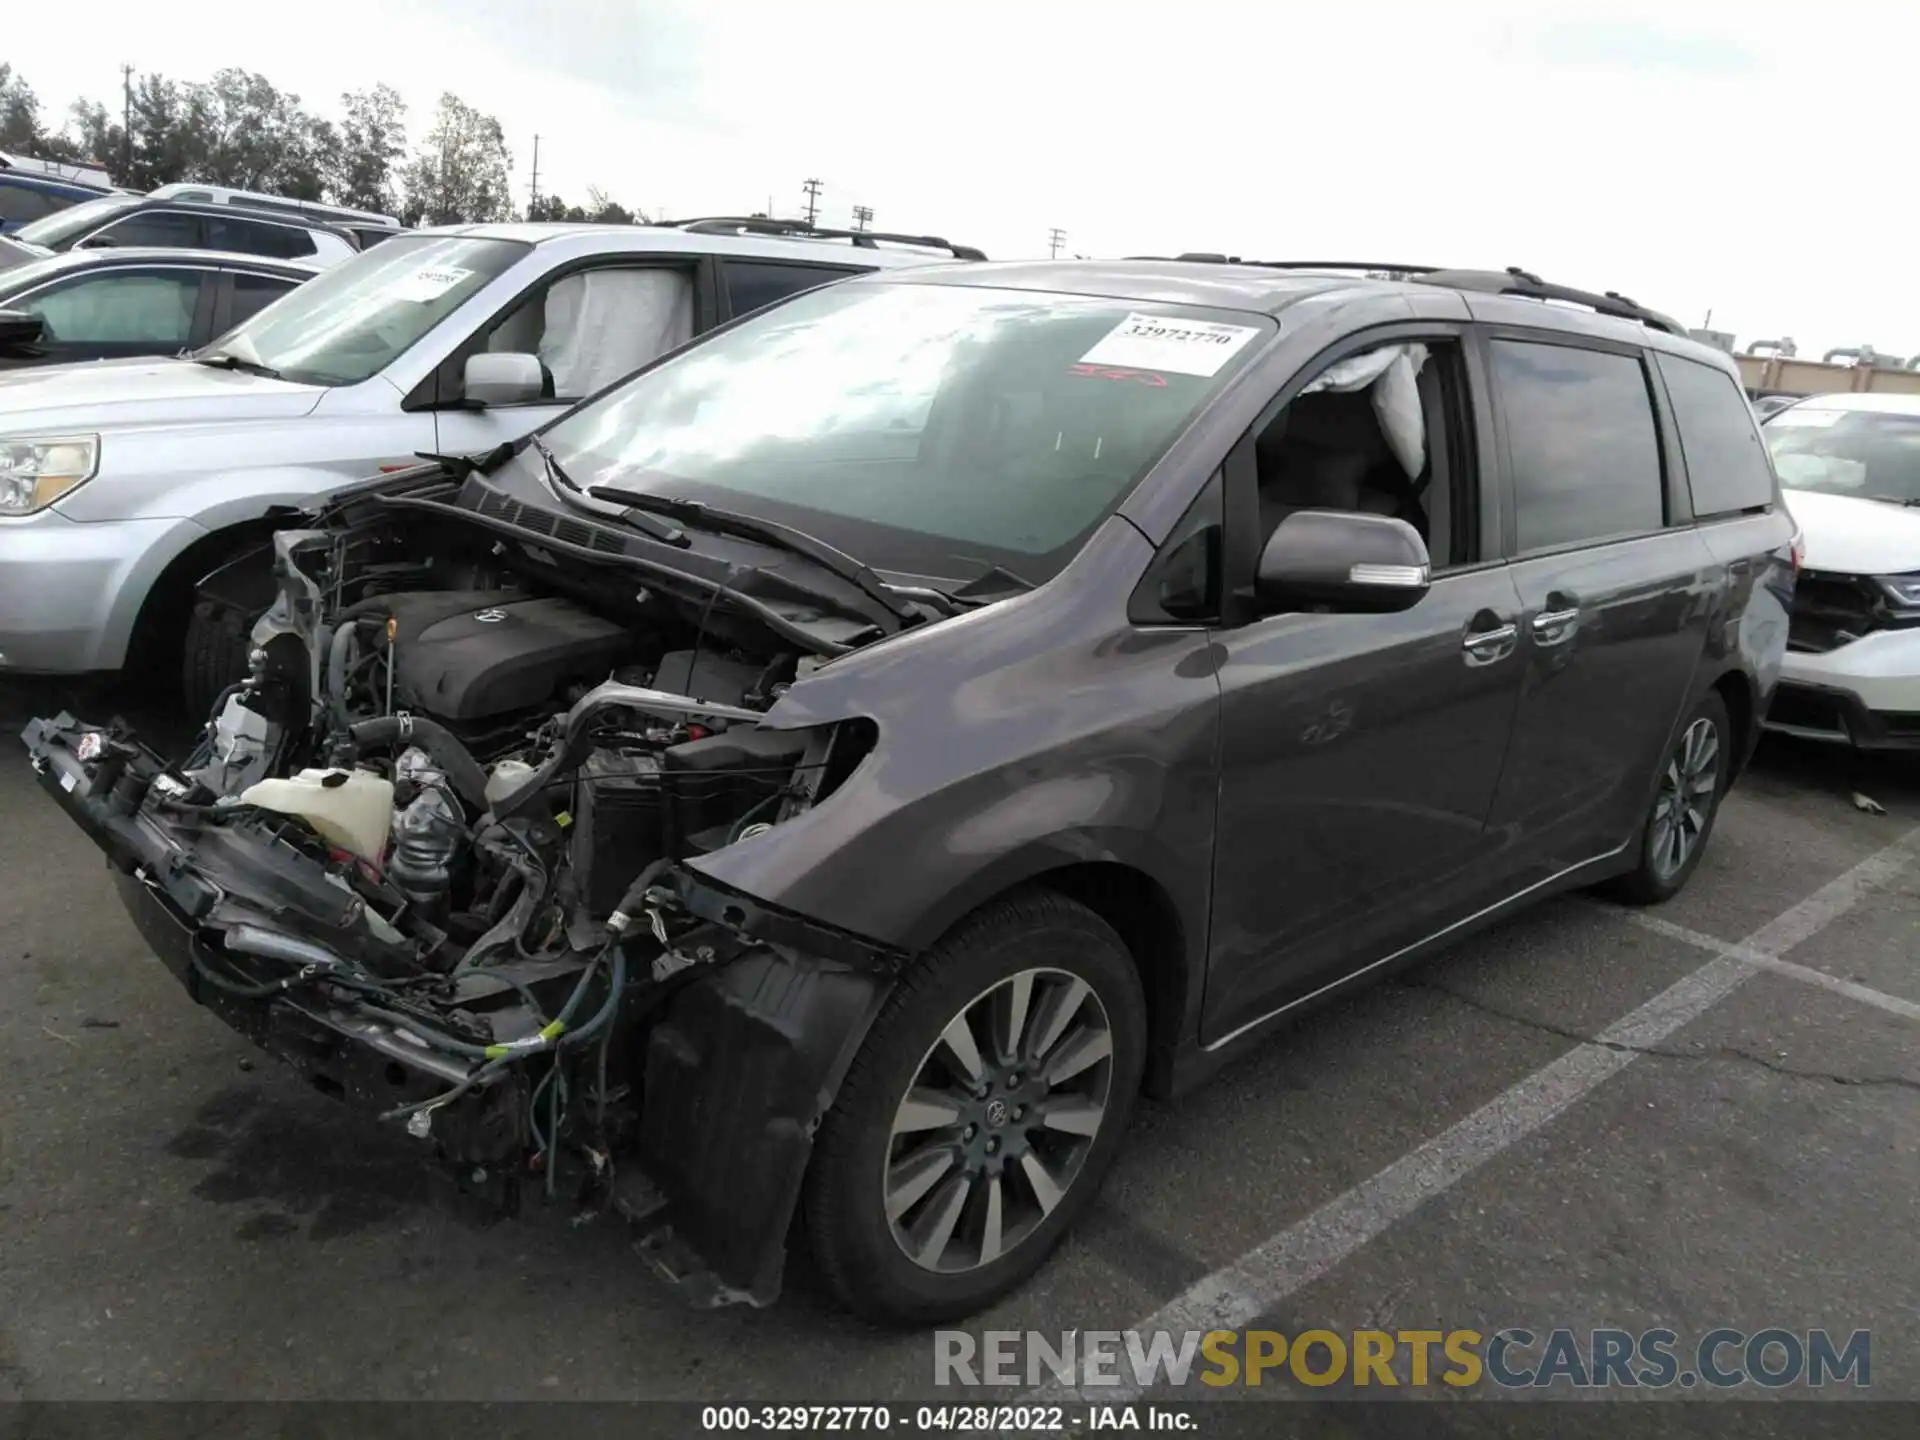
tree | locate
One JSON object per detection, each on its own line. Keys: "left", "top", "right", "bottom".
{"left": 584, "top": 186, "right": 638, "bottom": 225}
{"left": 329, "top": 85, "right": 407, "bottom": 214}
{"left": 401, "top": 93, "right": 512, "bottom": 226}
{"left": 0, "top": 64, "right": 46, "bottom": 153}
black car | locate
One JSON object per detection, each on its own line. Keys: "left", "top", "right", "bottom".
{"left": 0, "top": 247, "right": 318, "bottom": 367}
{"left": 22, "top": 258, "right": 1796, "bottom": 1324}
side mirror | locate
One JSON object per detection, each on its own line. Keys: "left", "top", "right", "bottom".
{"left": 463, "top": 351, "right": 544, "bottom": 407}
{"left": 1254, "top": 510, "right": 1431, "bottom": 614}
{"left": 0, "top": 308, "right": 46, "bottom": 352}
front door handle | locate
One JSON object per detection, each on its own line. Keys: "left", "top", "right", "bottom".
{"left": 1463, "top": 622, "right": 1518, "bottom": 667}
{"left": 1531, "top": 607, "right": 1581, "bottom": 646}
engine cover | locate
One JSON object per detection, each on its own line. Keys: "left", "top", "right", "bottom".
{"left": 379, "top": 592, "right": 635, "bottom": 721}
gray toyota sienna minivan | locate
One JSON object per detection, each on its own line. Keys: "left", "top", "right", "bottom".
{"left": 24, "top": 258, "right": 1797, "bottom": 1323}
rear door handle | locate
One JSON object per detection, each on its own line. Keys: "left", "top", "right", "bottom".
{"left": 1531, "top": 607, "right": 1581, "bottom": 646}
{"left": 1463, "top": 622, "right": 1518, "bottom": 667}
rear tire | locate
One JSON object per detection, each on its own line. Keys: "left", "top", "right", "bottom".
{"left": 1604, "top": 690, "right": 1731, "bottom": 905}
{"left": 180, "top": 599, "right": 255, "bottom": 720}
{"left": 803, "top": 889, "right": 1146, "bottom": 1325}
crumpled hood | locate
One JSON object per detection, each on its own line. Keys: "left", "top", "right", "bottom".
{"left": 1783, "top": 487, "right": 1920, "bottom": 576}
{"left": 0, "top": 357, "right": 324, "bottom": 434}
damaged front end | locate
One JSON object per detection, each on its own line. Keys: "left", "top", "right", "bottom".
{"left": 22, "top": 505, "right": 904, "bottom": 1309}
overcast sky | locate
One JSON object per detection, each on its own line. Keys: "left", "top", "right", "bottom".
{"left": 9, "top": 0, "right": 1907, "bottom": 355}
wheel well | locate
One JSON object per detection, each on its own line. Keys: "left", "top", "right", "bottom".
{"left": 1712, "top": 669, "right": 1755, "bottom": 780}
{"left": 1024, "top": 861, "right": 1189, "bottom": 1095}
{"left": 126, "top": 519, "right": 279, "bottom": 684}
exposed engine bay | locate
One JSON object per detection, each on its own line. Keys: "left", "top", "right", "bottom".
{"left": 22, "top": 480, "right": 910, "bottom": 1308}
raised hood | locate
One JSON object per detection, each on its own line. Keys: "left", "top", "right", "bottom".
{"left": 0, "top": 357, "right": 324, "bottom": 433}
{"left": 1782, "top": 487, "right": 1920, "bottom": 576}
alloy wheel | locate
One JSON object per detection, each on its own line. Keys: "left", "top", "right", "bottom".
{"left": 1650, "top": 716, "right": 1720, "bottom": 880}
{"left": 883, "top": 967, "right": 1114, "bottom": 1274}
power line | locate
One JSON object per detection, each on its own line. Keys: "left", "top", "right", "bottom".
{"left": 851, "top": 205, "right": 873, "bottom": 232}
{"left": 1048, "top": 227, "right": 1067, "bottom": 259}
{"left": 801, "top": 177, "right": 823, "bottom": 227}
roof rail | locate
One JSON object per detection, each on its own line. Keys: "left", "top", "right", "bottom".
{"left": 1411, "top": 266, "right": 1685, "bottom": 336}
{"left": 663, "top": 215, "right": 985, "bottom": 261}
{"left": 1129, "top": 254, "right": 1441, "bottom": 275}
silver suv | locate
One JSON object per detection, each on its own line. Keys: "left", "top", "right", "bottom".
{"left": 0, "top": 218, "right": 980, "bottom": 709}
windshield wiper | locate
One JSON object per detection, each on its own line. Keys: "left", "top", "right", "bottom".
{"left": 195, "top": 351, "right": 285, "bottom": 381}
{"left": 528, "top": 438, "right": 689, "bottom": 548}
{"left": 587, "top": 485, "right": 918, "bottom": 624}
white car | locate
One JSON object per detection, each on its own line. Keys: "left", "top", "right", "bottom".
{"left": 1763, "top": 392, "right": 1920, "bottom": 749}
{"left": 0, "top": 218, "right": 981, "bottom": 712}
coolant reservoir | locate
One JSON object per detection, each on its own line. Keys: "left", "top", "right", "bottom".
{"left": 485, "top": 758, "right": 537, "bottom": 809}
{"left": 239, "top": 768, "right": 396, "bottom": 863}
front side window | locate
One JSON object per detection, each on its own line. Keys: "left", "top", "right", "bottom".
{"left": 14, "top": 194, "right": 140, "bottom": 248}
{"left": 1493, "top": 340, "right": 1664, "bottom": 553}
{"left": 0, "top": 181, "right": 60, "bottom": 225}
{"left": 1654, "top": 351, "right": 1775, "bottom": 518}
{"left": 1765, "top": 406, "right": 1920, "bottom": 505}
{"left": 90, "top": 210, "right": 204, "bottom": 249}
{"left": 477, "top": 265, "right": 694, "bottom": 402}
{"left": 18, "top": 268, "right": 200, "bottom": 345}
{"left": 201, "top": 233, "right": 530, "bottom": 386}
{"left": 533, "top": 281, "right": 1274, "bottom": 582}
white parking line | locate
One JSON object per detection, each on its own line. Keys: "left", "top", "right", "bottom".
{"left": 1628, "top": 911, "right": 1920, "bottom": 1024}
{"left": 1031, "top": 824, "right": 1920, "bottom": 1404}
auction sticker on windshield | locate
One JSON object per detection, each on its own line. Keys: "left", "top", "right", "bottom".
{"left": 1079, "top": 313, "right": 1261, "bottom": 377}
{"left": 392, "top": 266, "right": 475, "bottom": 302}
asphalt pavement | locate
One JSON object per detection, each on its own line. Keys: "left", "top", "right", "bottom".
{"left": 1, "top": 674, "right": 1915, "bottom": 1422}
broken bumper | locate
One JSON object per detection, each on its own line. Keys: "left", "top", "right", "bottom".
{"left": 22, "top": 711, "right": 893, "bottom": 1310}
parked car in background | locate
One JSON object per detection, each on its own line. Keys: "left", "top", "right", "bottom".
{"left": 1751, "top": 392, "right": 1800, "bottom": 420}
{"left": 21, "top": 257, "right": 1792, "bottom": 1324}
{"left": 0, "top": 217, "right": 982, "bottom": 712}
{"left": 0, "top": 167, "right": 113, "bottom": 234}
{"left": 145, "top": 183, "right": 405, "bottom": 252}
{"left": 11, "top": 194, "right": 359, "bottom": 268}
{"left": 0, "top": 150, "right": 115, "bottom": 189}
{"left": 1761, "top": 393, "right": 1920, "bottom": 749}
{"left": 0, "top": 248, "right": 318, "bottom": 369}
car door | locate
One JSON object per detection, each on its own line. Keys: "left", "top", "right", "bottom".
{"left": 6, "top": 263, "right": 214, "bottom": 364}
{"left": 1476, "top": 328, "right": 1715, "bottom": 883}
{"left": 1201, "top": 326, "right": 1528, "bottom": 1046}
{"left": 427, "top": 258, "right": 714, "bottom": 457}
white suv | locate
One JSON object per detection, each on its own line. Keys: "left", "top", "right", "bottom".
{"left": 1763, "top": 392, "right": 1920, "bottom": 749}
{"left": 0, "top": 218, "right": 981, "bottom": 710}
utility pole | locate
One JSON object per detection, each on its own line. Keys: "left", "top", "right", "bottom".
{"left": 1048, "top": 227, "right": 1066, "bottom": 259}
{"left": 801, "top": 177, "right": 823, "bottom": 227}
{"left": 120, "top": 64, "right": 134, "bottom": 178}
{"left": 528, "top": 135, "right": 541, "bottom": 216}
{"left": 851, "top": 205, "right": 873, "bottom": 232}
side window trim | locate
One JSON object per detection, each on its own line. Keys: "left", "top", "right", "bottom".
{"left": 1479, "top": 323, "right": 1671, "bottom": 562}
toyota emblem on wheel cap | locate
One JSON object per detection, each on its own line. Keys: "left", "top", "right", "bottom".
{"left": 473, "top": 608, "right": 508, "bottom": 623}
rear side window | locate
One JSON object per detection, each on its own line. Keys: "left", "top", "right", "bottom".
{"left": 208, "top": 216, "right": 318, "bottom": 259}
{"left": 1654, "top": 352, "right": 1775, "bottom": 518}
{"left": 1492, "top": 339, "right": 1664, "bottom": 553}
{"left": 0, "top": 181, "right": 60, "bottom": 224}
{"left": 229, "top": 271, "right": 298, "bottom": 327}
{"left": 723, "top": 260, "right": 860, "bottom": 318}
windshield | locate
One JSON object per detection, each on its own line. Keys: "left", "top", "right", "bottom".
{"left": 200, "top": 233, "right": 530, "bottom": 386}
{"left": 15, "top": 194, "right": 138, "bottom": 248}
{"left": 535, "top": 281, "right": 1273, "bottom": 583}
{"left": 1765, "top": 406, "right": 1920, "bottom": 504}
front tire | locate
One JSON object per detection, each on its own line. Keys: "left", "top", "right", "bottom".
{"left": 180, "top": 599, "right": 256, "bottom": 719}
{"left": 1605, "top": 690, "right": 1730, "bottom": 905}
{"left": 803, "top": 890, "right": 1146, "bottom": 1325}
